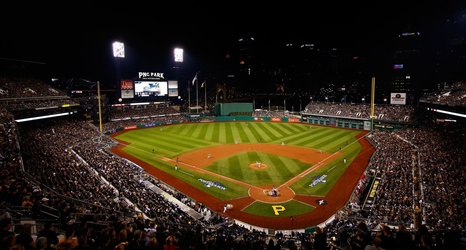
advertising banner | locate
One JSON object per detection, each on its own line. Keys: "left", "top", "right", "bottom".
{"left": 121, "top": 89, "right": 134, "bottom": 99}
{"left": 120, "top": 79, "right": 134, "bottom": 90}
{"left": 390, "top": 93, "right": 406, "bottom": 105}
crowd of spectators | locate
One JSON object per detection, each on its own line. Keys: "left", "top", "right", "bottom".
{"left": 252, "top": 110, "right": 301, "bottom": 119}
{"left": 1, "top": 75, "right": 466, "bottom": 249}
{"left": 102, "top": 106, "right": 189, "bottom": 134}
{"left": 0, "top": 76, "right": 66, "bottom": 99}
{"left": 0, "top": 76, "right": 71, "bottom": 111}
{"left": 302, "top": 102, "right": 414, "bottom": 122}
{"left": 419, "top": 81, "right": 466, "bottom": 107}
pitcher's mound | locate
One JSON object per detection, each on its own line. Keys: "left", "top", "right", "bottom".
{"left": 249, "top": 162, "right": 268, "bottom": 169}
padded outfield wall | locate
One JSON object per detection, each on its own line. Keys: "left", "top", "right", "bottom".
{"left": 214, "top": 102, "right": 253, "bottom": 116}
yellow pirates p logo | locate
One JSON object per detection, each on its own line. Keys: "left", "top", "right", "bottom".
{"left": 272, "top": 205, "right": 285, "bottom": 215}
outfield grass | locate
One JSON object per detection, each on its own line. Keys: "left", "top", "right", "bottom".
{"left": 114, "top": 122, "right": 362, "bottom": 202}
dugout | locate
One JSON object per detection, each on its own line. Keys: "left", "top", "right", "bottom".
{"left": 214, "top": 102, "right": 253, "bottom": 116}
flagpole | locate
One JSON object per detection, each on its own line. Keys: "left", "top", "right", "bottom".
{"left": 284, "top": 98, "right": 286, "bottom": 114}
{"left": 188, "top": 80, "right": 191, "bottom": 113}
{"left": 97, "top": 81, "right": 102, "bottom": 133}
{"left": 196, "top": 74, "right": 199, "bottom": 114}
{"left": 204, "top": 80, "right": 207, "bottom": 113}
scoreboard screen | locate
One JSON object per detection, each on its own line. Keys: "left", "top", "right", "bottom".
{"left": 134, "top": 81, "right": 168, "bottom": 97}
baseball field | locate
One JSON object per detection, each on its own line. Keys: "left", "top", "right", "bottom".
{"left": 110, "top": 121, "right": 374, "bottom": 230}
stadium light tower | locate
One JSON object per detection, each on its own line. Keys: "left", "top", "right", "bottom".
{"left": 112, "top": 41, "right": 125, "bottom": 86}
{"left": 174, "top": 47, "right": 183, "bottom": 63}
{"left": 113, "top": 41, "right": 125, "bottom": 58}
{"left": 174, "top": 48, "right": 184, "bottom": 108}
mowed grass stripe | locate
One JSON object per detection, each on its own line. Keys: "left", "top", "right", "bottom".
{"left": 232, "top": 122, "right": 247, "bottom": 143}
{"left": 119, "top": 136, "right": 187, "bottom": 157}
{"left": 264, "top": 154, "right": 289, "bottom": 184}
{"left": 339, "top": 142, "right": 361, "bottom": 159}
{"left": 216, "top": 122, "right": 226, "bottom": 143}
{"left": 208, "top": 123, "right": 220, "bottom": 142}
{"left": 158, "top": 132, "right": 215, "bottom": 148}
{"left": 192, "top": 123, "right": 206, "bottom": 138}
{"left": 116, "top": 128, "right": 215, "bottom": 155}
{"left": 143, "top": 127, "right": 215, "bottom": 148}
{"left": 272, "top": 123, "right": 304, "bottom": 136}
{"left": 252, "top": 152, "right": 270, "bottom": 185}
{"left": 259, "top": 122, "right": 285, "bottom": 141}
{"left": 246, "top": 123, "right": 263, "bottom": 142}
{"left": 170, "top": 123, "right": 209, "bottom": 141}
{"left": 276, "top": 131, "right": 312, "bottom": 145}
{"left": 204, "top": 123, "right": 215, "bottom": 141}
{"left": 242, "top": 123, "right": 257, "bottom": 142}
{"left": 187, "top": 123, "right": 203, "bottom": 138}
{"left": 278, "top": 126, "right": 333, "bottom": 148}
{"left": 280, "top": 155, "right": 302, "bottom": 174}
{"left": 225, "top": 155, "right": 241, "bottom": 174}
{"left": 208, "top": 152, "right": 261, "bottom": 185}
{"left": 250, "top": 122, "right": 272, "bottom": 142}
{"left": 230, "top": 122, "right": 243, "bottom": 142}
{"left": 294, "top": 127, "right": 336, "bottom": 143}
{"left": 275, "top": 155, "right": 303, "bottom": 181}
{"left": 313, "top": 130, "right": 356, "bottom": 151}
{"left": 239, "top": 152, "right": 257, "bottom": 183}
{"left": 169, "top": 123, "right": 195, "bottom": 136}
{"left": 197, "top": 124, "right": 213, "bottom": 141}
{"left": 173, "top": 123, "right": 218, "bottom": 148}
{"left": 115, "top": 132, "right": 169, "bottom": 151}
{"left": 224, "top": 123, "right": 237, "bottom": 143}
{"left": 150, "top": 131, "right": 213, "bottom": 150}
{"left": 163, "top": 123, "right": 183, "bottom": 134}
{"left": 260, "top": 122, "right": 284, "bottom": 138}
{"left": 266, "top": 123, "right": 289, "bottom": 136}
{"left": 280, "top": 123, "right": 304, "bottom": 134}
{"left": 293, "top": 129, "right": 343, "bottom": 149}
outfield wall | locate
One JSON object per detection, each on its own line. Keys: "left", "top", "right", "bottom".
{"left": 214, "top": 102, "right": 253, "bottom": 116}
{"left": 104, "top": 114, "right": 363, "bottom": 135}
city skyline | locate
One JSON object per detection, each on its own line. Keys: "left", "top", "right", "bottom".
{"left": 1, "top": 2, "right": 465, "bottom": 96}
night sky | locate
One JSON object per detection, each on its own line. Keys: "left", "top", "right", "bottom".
{"left": 1, "top": 2, "right": 464, "bottom": 88}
